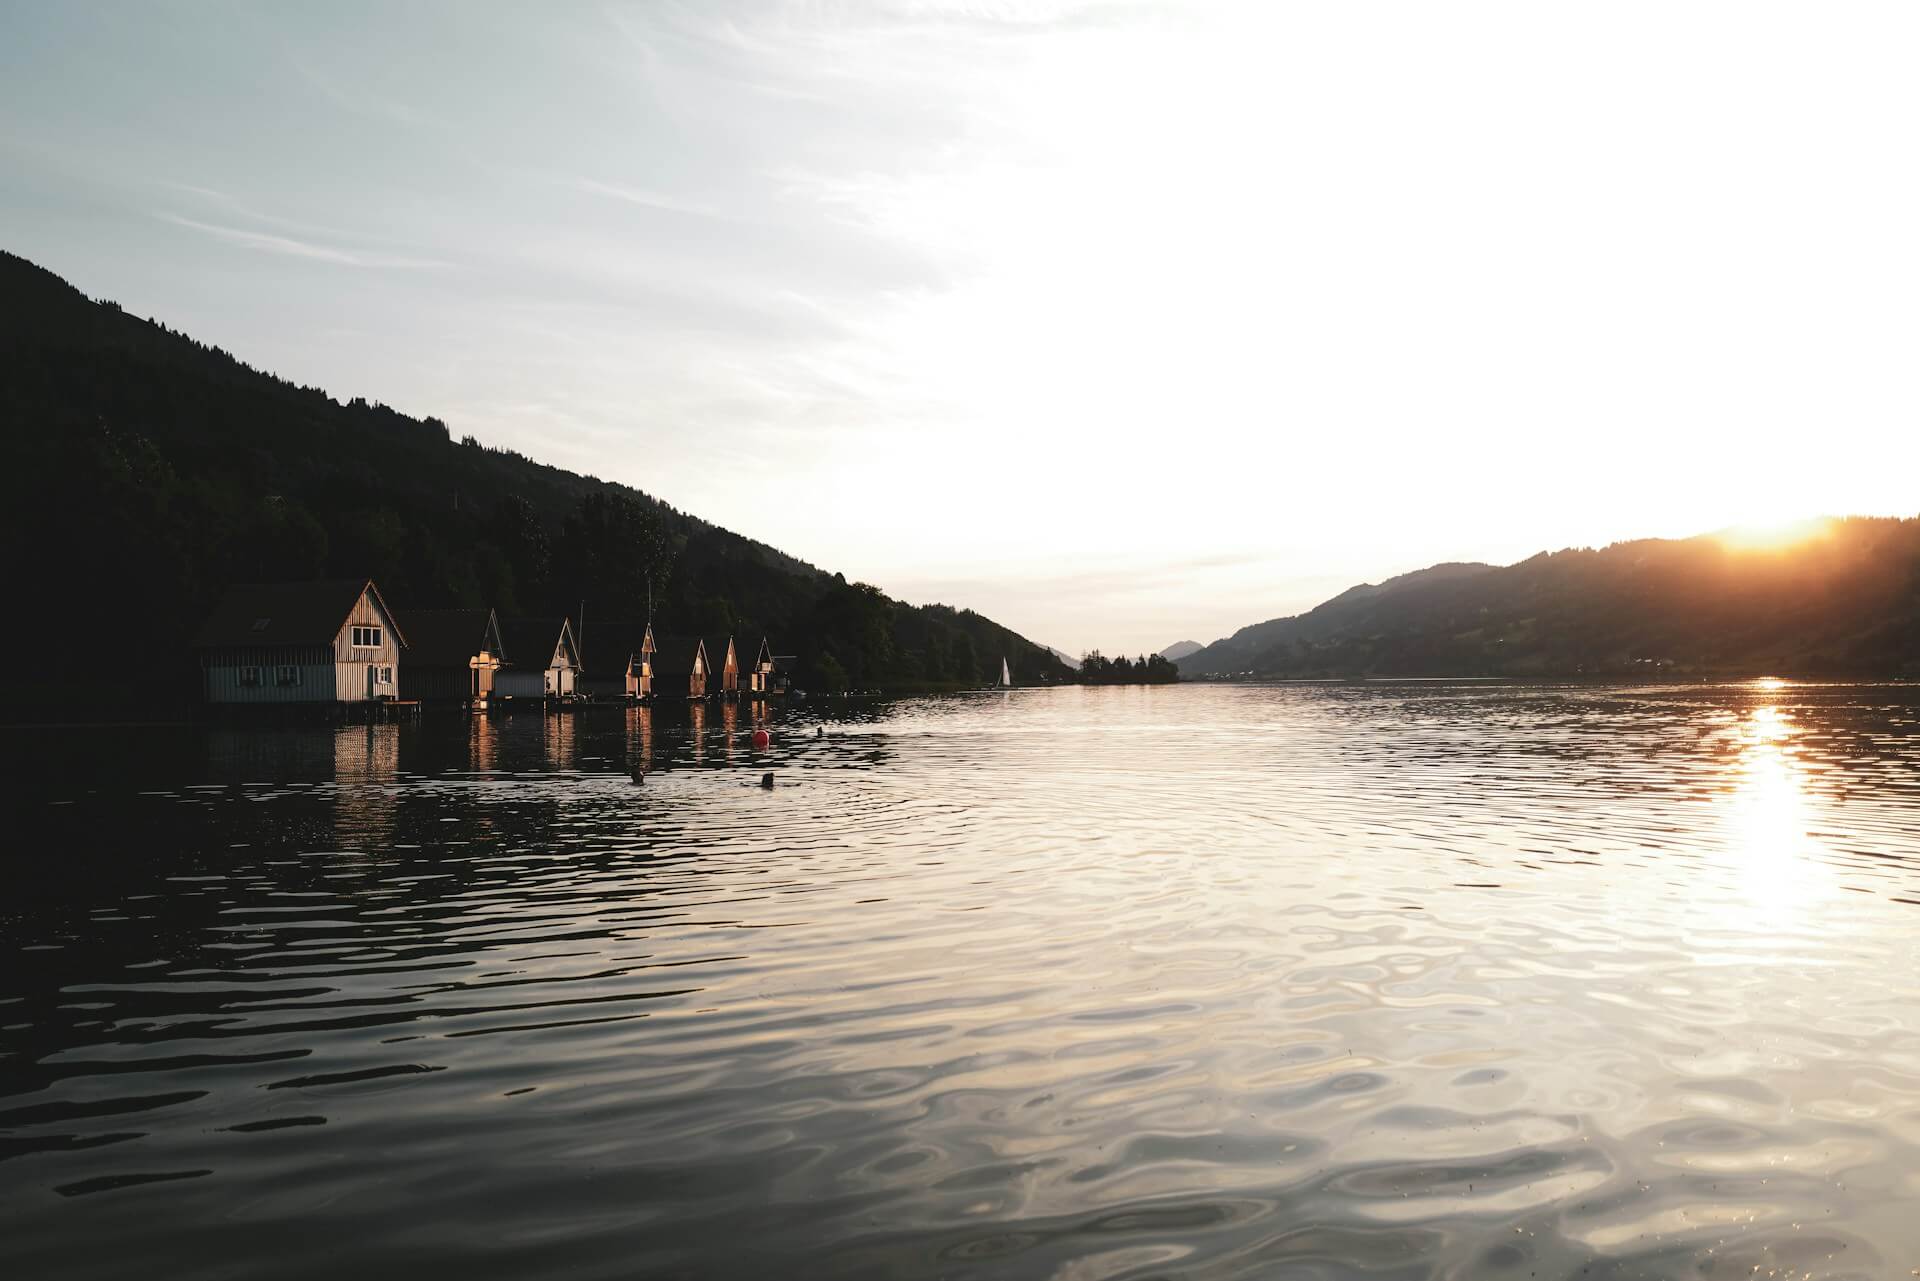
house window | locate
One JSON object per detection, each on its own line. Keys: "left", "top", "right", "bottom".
{"left": 377, "top": 665, "right": 394, "bottom": 685}
{"left": 239, "top": 665, "right": 262, "bottom": 688}
{"left": 351, "top": 625, "right": 383, "bottom": 648}
{"left": 276, "top": 665, "right": 300, "bottom": 686}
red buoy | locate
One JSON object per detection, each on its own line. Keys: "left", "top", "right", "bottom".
{"left": 751, "top": 728, "right": 772, "bottom": 750}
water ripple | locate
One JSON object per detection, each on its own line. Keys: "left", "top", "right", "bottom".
{"left": 4, "top": 682, "right": 1920, "bottom": 1278}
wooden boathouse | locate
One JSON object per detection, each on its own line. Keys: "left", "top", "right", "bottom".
{"left": 748, "top": 638, "right": 775, "bottom": 695}
{"left": 196, "top": 579, "right": 406, "bottom": 704}
{"left": 650, "top": 635, "right": 708, "bottom": 699}
{"left": 578, "top": 620, "right": 657, "bottom": 701}
{"left": 495, "top": 617, "right": 580, "bottom": 700}
{"left": 396, "top": 608, "right": 505, "bottom": 703}
{"left": 707, "top": 635, "right": 740, "bottom": 696}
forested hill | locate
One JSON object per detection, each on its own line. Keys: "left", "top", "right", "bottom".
{"left": 0, "top": 250, "right": 1071, "bottom": 714}
{"left": 1181, "top": 527, "right": 1920, "bottom": 679}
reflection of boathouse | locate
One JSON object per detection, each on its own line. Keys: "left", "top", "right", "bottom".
{"left": 625, "top": 704, "right": 654, "bottom": 776}
{"left": 332, "top": 723, "right": 401, "bottom": 850}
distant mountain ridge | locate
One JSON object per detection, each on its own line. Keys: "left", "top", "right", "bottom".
{"left": 1180, "top": 532, "right": 1920, "bottom": 678}
{"left": 1159, "top": 640, "right": 1203, "bottom": 662}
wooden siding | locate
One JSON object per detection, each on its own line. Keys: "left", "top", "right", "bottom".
{"left": 494, "top": 670, "right": 548, "bottom": 699}
{"left": 400, "top": 651, "right": 499, "bottom": 702}
{"left": 334, "top": 590, "right": 402, "bottom": 671}
{"left": 333, "top": 585, "right": 400, "bottom": 701}
{"left": 404, "top": 666, "right": 484, "bottom": 702}
{"left": 578, "top": 673, "right": 628, "bottom": 699}
{"left": 203, "top": 647, "right": 337, "bottom": 704}
{"left": 204, "top": 584, "right": 401, "bottom": 704}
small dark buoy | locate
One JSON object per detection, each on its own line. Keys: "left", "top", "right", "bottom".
{"left": 760, "top": 772, "right": 774, "bottom": 789}
{"left": 752, "top": 728, "right": 772, "bottom": 750}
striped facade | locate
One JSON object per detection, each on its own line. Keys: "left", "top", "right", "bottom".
{"left": 197, "top": 581, "right": 404, "bottom": 705}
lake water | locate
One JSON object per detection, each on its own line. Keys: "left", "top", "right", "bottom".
{"left": 5, "top": 683, "right": 1920, "bottom": 1280}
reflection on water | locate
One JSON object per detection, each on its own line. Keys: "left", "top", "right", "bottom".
{"left": 1725, "top": 700, "right": 1829, "bottom": 919}
{"left": 5, "top": 682, "right": 1920, "bottom": 1280}
{"left": 625, "top": 704, "right": 654, "bottom": 780}
{"left": 332, "top": 724, "right": 399, "bottom": 849}
{"left": 541, "top": 710, "right": 576, "bottom": 770}
{"left": 469, "top": 712, "right": 498, "bottom": 774}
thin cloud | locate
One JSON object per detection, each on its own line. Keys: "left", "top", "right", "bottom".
{"left": 156, "top": 214, "right": 449, "bottom": 269}
{"left": 577, "top": 178, "right": 741, "bottom": 222}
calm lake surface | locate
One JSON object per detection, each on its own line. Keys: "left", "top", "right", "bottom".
{"left": 6, "top": 682, "right": 1920, "bottom": 1280}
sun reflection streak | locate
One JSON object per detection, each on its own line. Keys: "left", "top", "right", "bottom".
{"left": 1722, "top": 696, "right": 1831, "bottom": 917}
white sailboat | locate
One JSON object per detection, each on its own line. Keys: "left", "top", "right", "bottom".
{"left": 999, "top": 657, "right": 1012, "bottom": 688}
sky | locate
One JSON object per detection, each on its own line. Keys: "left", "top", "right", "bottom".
{"left": 4, "top": 1, "right": 1918, "bottom": 656}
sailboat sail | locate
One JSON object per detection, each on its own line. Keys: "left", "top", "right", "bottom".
{"left": 1000, "top": 658, "right": 1011, "bottom": 687}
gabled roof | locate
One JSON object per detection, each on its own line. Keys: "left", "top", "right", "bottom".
{"left": 195, "top": 579, "right": 406, "bottom": 649}
{"left": 754, "top": 637, "right": 773, "bottom": 667}
{"left": 651, "top": 633, "right": 706, "bottom": 673}
{"left": 397, "top": 608, "right": 501, "bottom": 667}
{"left": 577, "top": 620, "right": 656, "bottom": 678}
{"left": 499, "top": 617, "right": 576, "bottom": 669}
{"left": 706, "top": 635, "right": 738, "bottom": 669}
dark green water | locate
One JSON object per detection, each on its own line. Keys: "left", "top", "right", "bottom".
{"left": 5, "top": 683, "right": 1920, "bottom": 1279}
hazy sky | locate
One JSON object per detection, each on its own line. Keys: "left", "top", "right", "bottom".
{"left": 4, "top": 2, "right": 1917, "bottom": 654}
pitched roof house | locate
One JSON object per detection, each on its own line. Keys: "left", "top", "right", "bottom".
{"left": 396, "top": 608, "right": 505, "bottom": 703}
{"left": 196, "top": 579, "right": 406, "bottom": 704}
{"left": 706, "top": 635, "right": 740, "bottom": 695}
{"left": 496, "top": 617, "right": 580, "bottom": 699}
{"left": 578, "top": 620, "right": 657, "bottom": 700}
{"left": 748, "top": 637, "right": 776, "bottom": 695}
{"left": 650, "top": 634, "right": 709, "bottom": 699}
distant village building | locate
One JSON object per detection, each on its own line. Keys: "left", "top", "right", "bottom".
{"left": 495, "top": 617, "right": 580, "bottom": 699}
{"left": 578, "top": 620, "right": 656, "bottom": 700}
{"left": 196, "top": 579, "right": 405, "bottom": 704}
{"left": 650, "top": 634, "right": 709, "bottom": 699}
{"left": 396, "top": 608, "right": 505, "bottom": 703}
{"left": 749, "top": 638, "right": 776, "bottom": 695}
{"left": 707, "top": 635, "right": 740, "bottom": 696}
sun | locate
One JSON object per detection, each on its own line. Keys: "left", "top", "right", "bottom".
{"left": 1715, "top": 514, "right": 1832, "bottom": 553}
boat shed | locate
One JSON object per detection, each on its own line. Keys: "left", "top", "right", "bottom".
{"left": 748, "top": 637, "right": 776, "bottom": 695}
{"left": 495, "top": 617, "right": 580, "bottom": 700}
{"left": 706, "top": 635, "right": 740, "bottom": 696}
{"left": 196, "top": 579, "right": 406, "bottom": 704}
{"left": 396, "top": 608, "right": 505, "bottom": 703}
{"left": 578, "top": 620, "right": 657, "bottom": 700}
{"left": 650, "top": 634, "right": 709, "bottom": 699}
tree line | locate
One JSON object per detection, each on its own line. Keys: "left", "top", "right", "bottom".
{"left": 1077, "top": 651, "right": 1180, "bottom": 684}
{"left": 0, "top": 250, "right": 1074, "bottom": 715}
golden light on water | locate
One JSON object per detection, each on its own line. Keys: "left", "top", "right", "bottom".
{"left": 1724, "top": 694, "right": 1831, "bottom": 916}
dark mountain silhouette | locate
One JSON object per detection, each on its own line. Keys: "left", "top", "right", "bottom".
{"left": 1159, "top": 640, "right": 1203, "bottom": 662}
{"left": 1181, "top": 530, "right": 1920, "bottom": 679}
{"left": 0, "top": 249, "right": 1071, "bottom": 714}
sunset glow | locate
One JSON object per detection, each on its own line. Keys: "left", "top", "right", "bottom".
{"left": 1716, "top": 516, "right": 1834, "bottom": 554}
{"left": 3, "top": 3, "right": 1917, "bottom": 653}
